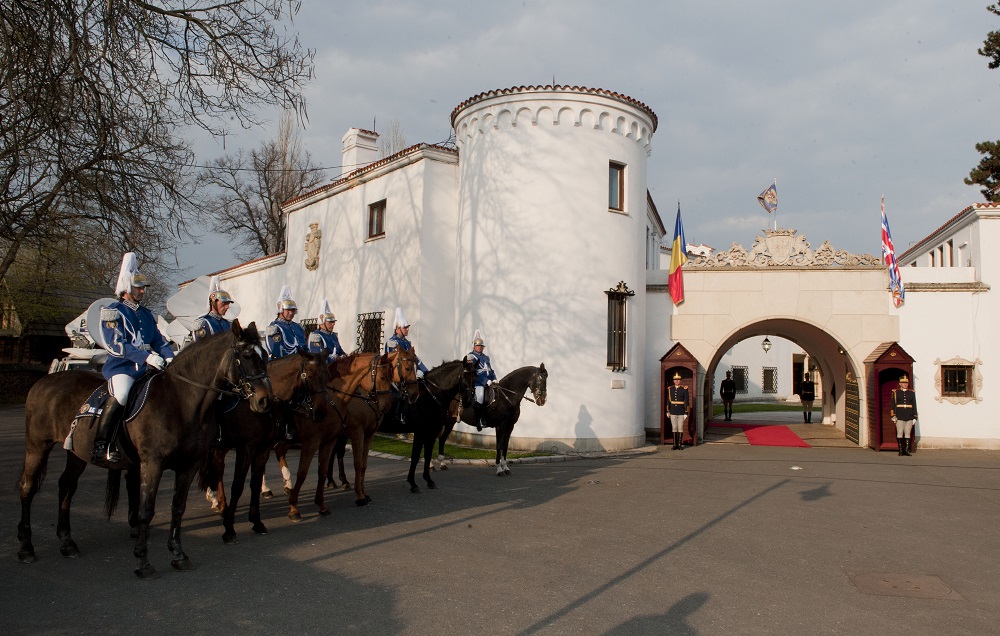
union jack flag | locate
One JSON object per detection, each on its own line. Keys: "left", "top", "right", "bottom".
{"left": 881, "top": 196, "right": 905, "bottom": 307}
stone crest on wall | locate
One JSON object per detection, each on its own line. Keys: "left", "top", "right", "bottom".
{"left": 690, "top": 228, "right": 880, "bottom": 268}
{"left": 305, "top": 223, "right": 322, "bottom": 271}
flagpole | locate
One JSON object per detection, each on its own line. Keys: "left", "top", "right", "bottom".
{"left": 773, "top": 178, "right": 777, "bottom": 231}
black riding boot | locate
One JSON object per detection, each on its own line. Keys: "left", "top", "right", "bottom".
{"left": 91, "top": 399, "right": 123, "bottom": 466}
{"left": 897, "top": 437, "right": 905, "bottom": 456}
{"left": 474, "top": 402, "right": 484, "bottom": 431}
{"left": 807, "top": 411, "right": 812, "bottom": 423}
{"left": 901, "top": 437, "right": 911, "bottom": 456}
{"left": 803, "top": 411, "right": 808, "bottom": 423}
{"left": 672, "top": 433, "right": 680, "bottom": 450}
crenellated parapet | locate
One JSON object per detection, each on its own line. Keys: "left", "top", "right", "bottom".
{"left": 451, "top": 85, "right": 657, "bottom": 153}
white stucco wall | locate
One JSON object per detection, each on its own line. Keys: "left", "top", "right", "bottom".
{"left": 452, "top": 88, "right": 656, "bottom": 451}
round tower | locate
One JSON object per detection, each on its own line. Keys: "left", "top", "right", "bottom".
{"left": 452, "top": 85, "right": 658, "bottom": 451}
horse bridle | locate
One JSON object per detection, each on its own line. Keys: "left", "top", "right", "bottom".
{"left": 283, "top": 356, "right": 328, "bottom": 418}
{"left": 167, "top": 339, "right": 269, "bottom": 400}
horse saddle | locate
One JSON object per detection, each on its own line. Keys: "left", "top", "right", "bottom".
{"left": 75, "top": 372, "right": 156, "bottom": 425}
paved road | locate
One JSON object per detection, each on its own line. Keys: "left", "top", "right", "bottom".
{"left": 2, "top": 405, "right": 999, "bottom": 635}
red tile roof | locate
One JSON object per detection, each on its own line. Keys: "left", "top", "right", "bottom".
{"left": 450, "top": 85, "right": 658, "bottom": 132}
{"left": 899, "top": 201, "right": 1000, "bottom": 261}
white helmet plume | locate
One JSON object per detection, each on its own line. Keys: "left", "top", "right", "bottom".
{"left": 276, "top": 284, "right": 297, "bottom": 312}
{"left": 114, "top": 252, "right": 148, "bottom": 295}
{"left": 393, "top": 307, "right": 409, "bottom": 329}
{"left": 318, "top": 299, "right": 335, "bottom": 323}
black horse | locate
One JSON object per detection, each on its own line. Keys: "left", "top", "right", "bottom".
{"left": 17, "top": 320, "right": 271, "bottom": 578}
{"left": 378, "top": 357, "right": 477, "bottom": 493}
{"left": 202, "top": 348, "right": 330, "bottom": 543}
{"left": 446, "top": 363, "right": 548, "bottom": 476}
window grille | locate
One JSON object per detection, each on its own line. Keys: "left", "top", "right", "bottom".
{"left": 357, "top": 311, "right": 384, "bottom": 353}
{"left": 942, "top": 365, "right": 973, "bottom": 397}
{"left": 605, "top": 281, "right": 634, "bottom": 371}
{"left": 732, "top": 366, "right": 749, "bottom": 394}
{"left": 762, "top": 367, "right": 777, "bottom": 394}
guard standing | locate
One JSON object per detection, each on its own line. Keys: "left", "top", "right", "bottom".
{"left": 667, "top": 372, "right": 690, "bottom": 450}
{"left": 891, "top": 374, "right": 918, "bottom": 456}
{"left": 800, "top": 373, "right": 816, "bottom": 423}
{"left": 93, "top": 253, "right": 175, "bottom": 466}
{"left": 720, "top": 370, "right": 736, "bottom": 421}
{"left": 467, "top": 330, "right": 498, "bottom": 432}
{"left": 308, "top": 299, "right": 347, "bottom": 364}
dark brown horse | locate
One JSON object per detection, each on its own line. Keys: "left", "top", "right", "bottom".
{"left": 276, "top": 348, "right": 419, "bottom": 518}
{"left": 17, "top": 320, "right": 271, "bottom": 578}
{"left": 378, "top": 358, "right": 476, "bottom": 493}
{"left": 202, "top": 348, "right": 329, "bottom": 543}
{"left": 446, "top": 363, "right": 548, "bottom": 476}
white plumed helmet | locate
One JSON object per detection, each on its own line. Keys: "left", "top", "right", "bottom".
{"left": 318, "top": 299, "right": 336, "bottom": 323}
{"left": 276, "top": 285, "right": 297, "bottom": 312}
{"left": 393, "top": 307, "right": 409, "bottom": 329}
{"left": 114, "top": 252, "right": 148, "bottom": 296}
{"left": 208, "top": 275, "right": 233, "bottom": 308}
{"left": 472, "top": 328, "right": 485, "bottom": 347}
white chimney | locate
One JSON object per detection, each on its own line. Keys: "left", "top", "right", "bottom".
{"left": 341, "top": 128, "right": 380, "bottom": 177}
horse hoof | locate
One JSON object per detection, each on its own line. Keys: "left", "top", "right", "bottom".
{"left": 326, "top": 481, "right": 335, "bottom": 490}
{"left": 222, "top": 533, "right": 237, "bottom": 544}
{"left": 341, "top": 484, "right": 351, "bottom": 492}
{"left": 252, "top": 523, "right": 268, "bottom": 535}
{"left": 440, "top": 464, "right": 449, "bottom": 471}
{"left": 283, "top": 486, "right": 292, "bottom": 495}
{"left": 171, "top": 557, "right": 195, "bottom": 572}
{"left": 319, "top": 508, "right": 332, "bottom": 517}
{"left": 288, "top": 511, "right": 302, "bottom": 522}
{"left": 355, "top": 498, "right": 369, "bottom": 507}
{"left": 134, "top": 564, "right": 160, "bottom": 580}
{"left": 129, "top": 526, "right": 139, "bottom": 539}
{"left": 17, "top": 549, "right": 36, "bottom": 563}
{"left": 504, "top": 469, "right": 512, "bottom": 475}
{"left": 59, "top": 541, "right": 80, "bottom": 558}
{"left": 365, "top": 495, "right": 373, "bottom": 503}
{"left": 409, "top": 484, "right": 421, "bottom": 494}
{"left": 261, "top": 490, "right": 273, "bottom": 500}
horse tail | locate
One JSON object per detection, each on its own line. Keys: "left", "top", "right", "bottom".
{"left": 104, "top": 469, "right": 123, "bottom": 519}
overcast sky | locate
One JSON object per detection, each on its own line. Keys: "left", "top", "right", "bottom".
{"left": 178, "top": 0, "right": 999, "bottom": 280}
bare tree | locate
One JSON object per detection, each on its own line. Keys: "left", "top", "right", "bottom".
{"left": 196, "top": 112, "right": 327, "bottom": 259}
{"left": 0, "top": 0, "right": 315, "bottom": 285}
{"left": 378, "top": 118, "right": 410, "bottom": 158}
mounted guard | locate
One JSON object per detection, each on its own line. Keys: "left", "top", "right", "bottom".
{"left": 308, "top": 299, "right": 347, "bottom": 364}
{"left": 265, "top": 285, "right": 307, "bottom": 359}
{"left": 92, "top": 253, "right": 175, "bottom": 467}
{"left": 192, "top": 275, "right": 234, "bottom": 340}
{"left": 467, "top": 329, "right": 498, "bottom": 432}
{"left": 384, "top": 307, "right": 428, "bottom": 376}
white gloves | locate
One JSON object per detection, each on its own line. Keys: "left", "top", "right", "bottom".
{"left": 416, "top": 369, "right": 425, "bottom": 379}
{"left": 488, "top": 379, "right": 495, "bottom": 386}
{"left": 891, "top": 416, "right": 897, "bottom": 424}
{"left": 146, "top": 353, "right": 165, "bottom": 370}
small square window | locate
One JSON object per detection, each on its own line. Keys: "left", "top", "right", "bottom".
{"left": 942, "top": 365, "right": 973, "bottom": 397}
{"left": 732, "top": 366, "right": 749, "bottom": 394}
{"left": 368, "top": 200, "right": 386, "bottom": 239}
{"left": 762, "top": 367, "right": 777, "bottom": 394}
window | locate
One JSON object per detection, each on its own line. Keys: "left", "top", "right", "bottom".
{"left": 942, "top": 365, "right": 973, "bottom": 397}
{"left": 367, "top": 200, "right": 386, "bottom": 239}
{"left": 762, "top": 367, "right": 777, "bottom": 394}
{"left": 609, "top": 162, "right": 625, "bottom": 212}
{"left": 732, "top": 366, "right": 749, "bottom": 394}
{"left": 605, "top": 281, "right": 634, "bottom": 371}
{"left": 356, "top": 311, "right": 384, "bottom": 353}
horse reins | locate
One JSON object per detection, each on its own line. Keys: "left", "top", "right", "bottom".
{"left": 166, "top": 342, "right": 268, "bottom": 400}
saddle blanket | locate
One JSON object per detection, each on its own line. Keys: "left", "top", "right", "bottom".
{"left": 63, "top": 374, "right": 156, "bottom": 451}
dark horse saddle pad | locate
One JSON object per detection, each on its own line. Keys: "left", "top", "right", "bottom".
{"left": 75, "top": 371, "right": 157, "bottom": 425}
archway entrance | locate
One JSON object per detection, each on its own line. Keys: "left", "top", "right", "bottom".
{"left": 699, "top": 319, "right": 861, "bottom": 446}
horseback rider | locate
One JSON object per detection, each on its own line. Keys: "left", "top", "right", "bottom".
{"left": 265, "top": 285, "right": 307, "bottom": 439}
{"left": 92, "top": 253, "right": 175, "bottom": 467}
{"left": 467, "top": 330, "right": 497, "bottom": 432}
{"left": 384, "top": 307, "right": 428, "bottom": 376}
{"left": 307, "top": 299, "right": 347, "bottom": 364}
{"left": 265, "top": 285, "right": 307, "bottom": 359}
{"left": 192, "top": 275, "right": 234, "bottom": 340}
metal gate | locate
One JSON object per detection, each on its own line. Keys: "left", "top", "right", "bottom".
{"left": 845, "top": 371, "right": 860, "bottom": 444}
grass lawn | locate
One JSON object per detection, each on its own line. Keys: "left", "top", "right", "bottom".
{"left": 368, "top": 433, "right": 553, "bottom": 460}
{"left": 712, "top": 402, "right": 820, "bottom": 415}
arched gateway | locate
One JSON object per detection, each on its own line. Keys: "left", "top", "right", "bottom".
{"left": 646, "top": 228, "right": 894, "bottom": 448}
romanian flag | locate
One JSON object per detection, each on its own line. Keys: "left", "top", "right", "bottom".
{"left": 669, "top": 203, "right": 687, "bottom": 305}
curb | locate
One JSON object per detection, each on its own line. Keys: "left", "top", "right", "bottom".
{"left": 369, "top": 443, "right": 661, "bottom": 466}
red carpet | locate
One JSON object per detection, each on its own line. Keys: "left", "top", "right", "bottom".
{"left": 714, "top": 423, "right": 811, "bottom": 448}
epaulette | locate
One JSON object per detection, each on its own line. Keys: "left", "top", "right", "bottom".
{"left": 386, "top": 340, "right": 398, "bottom": 351}
{"left": 100, "top": 307, "right": 120, "bottom": 322}
{"left": 266, "top": 324, "right": 279, "bottom": 336}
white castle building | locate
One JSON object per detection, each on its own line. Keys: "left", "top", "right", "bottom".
{"left": 199, "top": 85, "right": 1000, "bottom": 452}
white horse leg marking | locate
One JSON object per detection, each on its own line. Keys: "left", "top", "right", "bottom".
{"left": 260, "top": 474, "right": 272, "bottom": 496}
{"left": 281, "top": 464, "right": 292, "bottom": 490}
{"left": 205, "top": 487, "right": 220, "bottom": 512}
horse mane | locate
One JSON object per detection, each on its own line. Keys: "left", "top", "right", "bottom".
{"left": 500, "top": 365, "right": 539, "bottom": 385}
{"left": 169, "top": 329, "right": 231, "bottom": 371}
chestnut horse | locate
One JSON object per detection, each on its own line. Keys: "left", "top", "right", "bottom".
{"left": 275, "top": 349, "right": 419, "bottom": 519}
{"left": 444, "top": 363, "right": 548, "bottom": 476}
{"left": 202, "top": 349, "right": 329, "bottom": 543}
{"left": 17, "top": 320, "right": 270, "bottom": 578}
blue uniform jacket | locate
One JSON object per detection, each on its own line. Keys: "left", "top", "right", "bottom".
{"left": 193, "top": 312, "right": 231, "bottom": 341}
{"left": 308, "top": 329, "right": 346, "bottom": 364}
{"left": 385, "top": 333, "right": 428, "bottom": 373}
{"left": 265, "top": 318, "right": 307, "bottom": 359}
{"left": 100, "top": 300, "right": 174, "bottom": 380}
{"left": 467, "top": 351, "right": 498, "bottom": 387}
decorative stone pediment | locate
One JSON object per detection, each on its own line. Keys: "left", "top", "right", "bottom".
{"left": 689, "top": 228, "right": 880, "bottom": 268}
